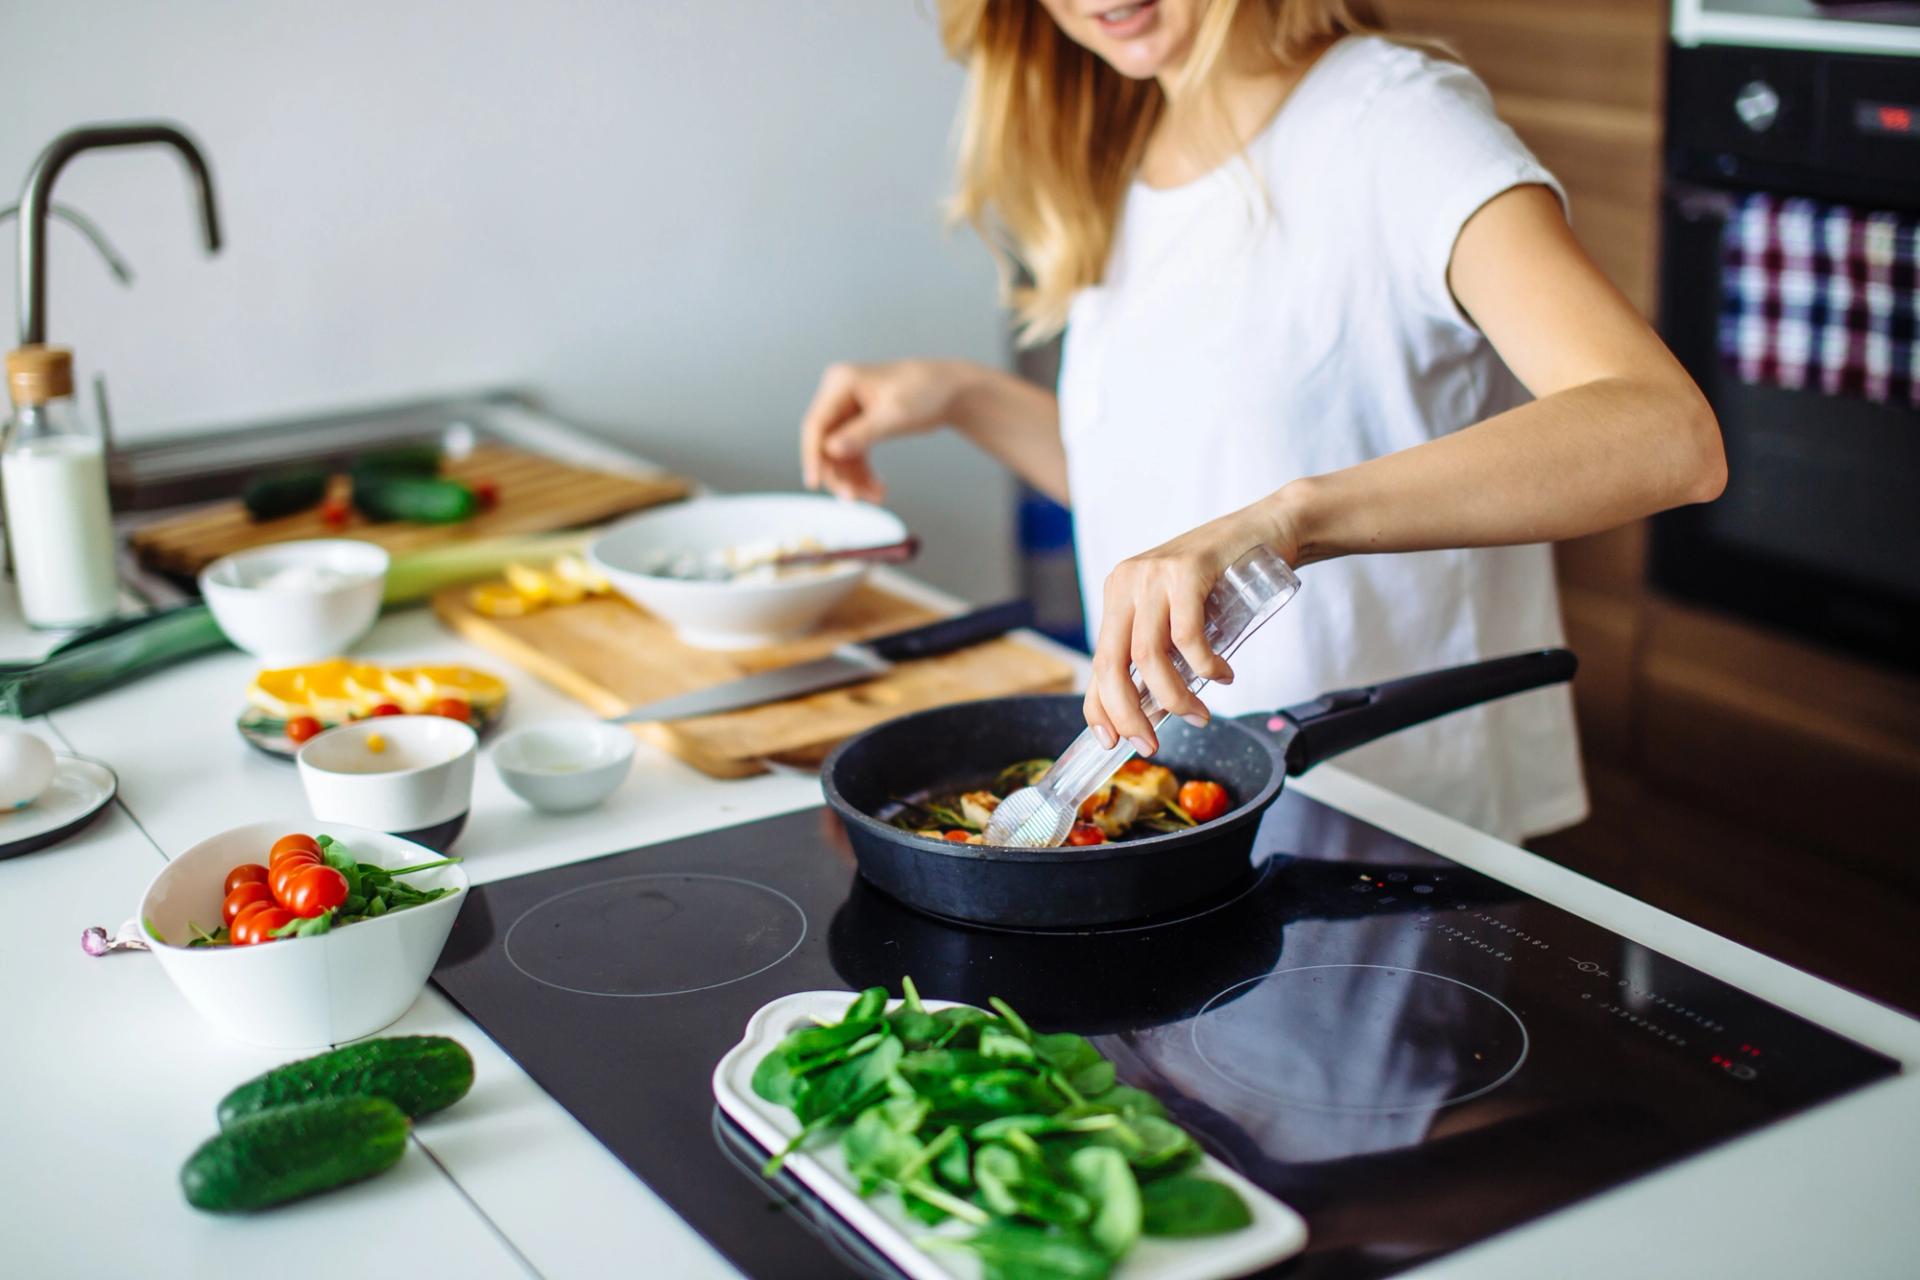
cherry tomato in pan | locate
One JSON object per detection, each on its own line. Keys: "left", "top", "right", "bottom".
{"left": 942, "top": 830, "right": 973, "bottom": 843}
{"left": 286, "top": 865, "right": 349, "bottom": 918}
{"left": 1066, "top": 823, "right": 1107, "bottom": 846}
{"left": 223, "top": 863, "right": 270, "bottom": 895}
{"left": 285, "top": 715, "right": 323, "bottom": 745}
{"left": 431, "top": 698, "right": 471, "bottom": 722}
{"left": 222, "top": 881, "right": 275, "bottom": 926}
{"left": 233, "top": 906, "right": 295, "bottom": 946}
{"left": 272, "top": 855, "right": 322, "bottom": 905}
{"left": 269, "top": 834, "right": 321, "bottom": 864}
{"left": 1177, "top": 780, "right": 1230, "bottom": 824}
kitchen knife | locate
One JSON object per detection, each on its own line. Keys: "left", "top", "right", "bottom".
{"left": 608, "top": 600, "right": 1035, "bottom": 724}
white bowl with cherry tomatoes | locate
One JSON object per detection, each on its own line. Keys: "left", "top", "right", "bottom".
{"left": 138, "top": 821, "right": 467, "bottom": 1049}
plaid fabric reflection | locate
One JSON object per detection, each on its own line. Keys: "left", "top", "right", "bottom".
{"left": 1719, "top": 193, "right": 1920, "bottom": 407}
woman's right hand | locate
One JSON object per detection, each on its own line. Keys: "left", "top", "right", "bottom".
{"left": 800, "top": 359, "right": 973, "bottom": 502}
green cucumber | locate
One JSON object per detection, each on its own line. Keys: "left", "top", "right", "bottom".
{"left": 241, "top": 467, "right": 329, "bottom": 520}
{"left": 181, "top": 1096, "right": 408, "bottom": 1212}
{"left": 217, "top": 1035, "right": 474, "bottom": 1127}
{"left": 350, "top": 444, "right": 443, "bottom": 478}
{"left": 352, "top": 474, "right": 477, "bottom": 524}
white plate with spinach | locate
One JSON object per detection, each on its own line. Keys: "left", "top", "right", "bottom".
{"left": 712, "top": 986, "right": 1309, "bottom": 1280}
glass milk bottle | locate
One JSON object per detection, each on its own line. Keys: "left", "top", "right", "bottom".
{"left": 3, "top": 346, "right": 119, "bottom": 628}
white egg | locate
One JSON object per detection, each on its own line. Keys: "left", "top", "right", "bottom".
{"left": 0, "top": 729, "right": 57, "bottom": 809}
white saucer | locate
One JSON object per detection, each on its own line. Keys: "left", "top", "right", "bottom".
{"left": 0, "top": 756, "right": 118, "bottom": 860}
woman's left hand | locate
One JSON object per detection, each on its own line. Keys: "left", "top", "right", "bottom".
{"left": 1085, "top": 498, "right": 1300, "bottom": 757}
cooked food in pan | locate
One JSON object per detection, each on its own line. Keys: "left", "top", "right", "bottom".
{"left": 886, "top": 758, "right": 1232, "bottom": 846}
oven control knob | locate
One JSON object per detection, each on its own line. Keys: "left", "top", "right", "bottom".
{"left": 1735, "top": 80, "right": 1781, "bottom": 133}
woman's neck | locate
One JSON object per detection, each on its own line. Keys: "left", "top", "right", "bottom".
{"left": 1138, "top": 36, "right": 1335, "bottom": 192}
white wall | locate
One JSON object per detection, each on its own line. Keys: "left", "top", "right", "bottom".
{"left": 0, "top": 0, "right": 1016, "bottom": 599}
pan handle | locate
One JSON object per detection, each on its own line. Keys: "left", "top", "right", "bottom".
{"left": 1263, "top": 649, "right": 1577, "bottom": 776}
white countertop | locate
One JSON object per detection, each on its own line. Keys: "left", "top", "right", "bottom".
{"left": 3, "top": 429, "right": 1916, "bottom": 1277}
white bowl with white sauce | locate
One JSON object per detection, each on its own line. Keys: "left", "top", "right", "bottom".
{"left": 200, "top": 539, "right": 390, "bottom": 663}
{"left": 588, "top": 493, "right": 907, "bottom": 649}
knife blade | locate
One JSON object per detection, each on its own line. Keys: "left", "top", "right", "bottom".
{"left": 608, "top": 600, "right": 1034, "bottom": 724}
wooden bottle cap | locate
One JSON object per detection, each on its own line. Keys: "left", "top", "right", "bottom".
{"left": 6, "top": 345, "right": 75, "bottom": 406}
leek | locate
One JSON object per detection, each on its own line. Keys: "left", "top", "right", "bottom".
{"left": 0, "top": 531, "right": 598, "bottom": 716}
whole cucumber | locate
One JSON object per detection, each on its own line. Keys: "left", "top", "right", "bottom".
{"left": 350, "top": 444, "right": 443, "bottom": 478}
{"left": 217, "top": 1035, "right": 475, "bottom": 1128}
{"left": 241, "top": 467, "right": 329, "bottom": 521}
{"left": 352, "top": 474, "right": 477, "bottom": 524}
{"left": 181, "top": 1096, "right": 409, "bottom": 1212}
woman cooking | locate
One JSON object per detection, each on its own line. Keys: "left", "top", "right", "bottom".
{"left": 799, "top": 0, "right": 1726, "bottom": 844}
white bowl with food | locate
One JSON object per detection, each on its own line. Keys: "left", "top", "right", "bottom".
{"left": 297, "top": 715, "right": 477, "bottom": 852}
{"left": 491, "top": 720, "right": 635, "bottom": 813}
{"left": 138, "top": 820, "right": 466, "bottom": 1049}
{"left": 588, "top": 493, "right": 908, "bottom": 649}
{"left": 200, "top": 539, "right": 390, "bottom": 663}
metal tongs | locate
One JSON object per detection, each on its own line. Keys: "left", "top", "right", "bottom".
{"left": 983, "top": 546, "right": 1301, "bottom": 848}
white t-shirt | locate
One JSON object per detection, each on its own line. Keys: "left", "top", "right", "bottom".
{"left": 1058, "top": 35, "right": 1588, "bottom": 843}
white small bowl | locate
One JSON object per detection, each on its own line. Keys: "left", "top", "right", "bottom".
{"left": 297, "top": 715, "right": 477, "bottom": 852}
{"left": 589, "top": 493, "right": 907, "bottom": 649}
{"left": 139, "top": 820, "right": 466, "bottom": 1048}
{"left": 491, "top": 721, "right": 635, "bottom": 813}
{"left": 200, "top": 539, "right": 390, "bottom": 663}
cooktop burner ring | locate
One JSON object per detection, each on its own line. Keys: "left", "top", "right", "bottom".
{"left": 1191, "top": 963, "right": 1531, "bottom": 1115}
{"left": 502, "top": 872, "right": 808, "bottom": 998}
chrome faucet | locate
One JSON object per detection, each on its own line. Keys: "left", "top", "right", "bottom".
{"left": 14, "top": 121, "right": 222, "bottom": 346}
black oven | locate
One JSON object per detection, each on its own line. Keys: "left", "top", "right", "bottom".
{"left": 1652, "top": 39, "right": 1920, "bottom": 670}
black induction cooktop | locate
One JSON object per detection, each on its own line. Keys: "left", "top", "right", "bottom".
{"left": 431, "top": 792, "right": 1898, "bottom": 1279}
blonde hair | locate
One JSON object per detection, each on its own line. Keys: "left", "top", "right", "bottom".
{"left": 940, "top": 0, "right": 1387, "bottom": 343}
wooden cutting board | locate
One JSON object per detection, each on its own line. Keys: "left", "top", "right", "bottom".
{"left": 128, "top": 445, "right": 692, "bottom": 577}
{"left": 432, "top": 582, "right": 1075, "bottom": 778}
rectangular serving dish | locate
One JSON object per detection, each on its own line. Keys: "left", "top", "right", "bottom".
{"left": 712, "top": 990, "right": 1310, "bottom": 1280}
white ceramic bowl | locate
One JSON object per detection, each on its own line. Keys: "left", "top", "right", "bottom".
{"left": 491, "top": 720, "right": 635, "bottom": 813}
{"left": 200, "top": 539, "right": 390, "bottom": 664}
{"left": 138, "top": 820, "right": 466, "bottom": 1048}
{"left": 297, "top": 715, "right": 477, "bottom": 852}
{"left": 588, "top": 493, "right": 907, "bottom": 649}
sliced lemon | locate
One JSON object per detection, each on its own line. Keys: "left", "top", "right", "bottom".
{"left": 504, "top": 562, "right": 552, "bottom": 605}
{"left": 469, "top": 581, "right": 536, "bottom": 618}
{"left": 345, "top": 663, "right": 421, "bottom": 713}
{"left": 406, "top": 664, "right": 509, "bottom": 710}
{"left": 552, "top": 554, "right": 610, "bottom": 595}
{"left": 296, "top": 659, "right": 363, "bottom": 723}
{"left": 246, "top": 664, "right": 317, "bottom": 718}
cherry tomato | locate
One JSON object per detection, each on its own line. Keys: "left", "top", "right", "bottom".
{"left": 235, "top": 906, "right": 296, "bottom": 946}
{"left": 286, "top": 864, "right": 349, "bottom": 918}
{"left": 319, "top": 497, "right": 350, "bottom": 529}
{"left": 369, "top": 703, "right": 403, "bottom": 717}
{"left": 229, "top": 901, "right": 274, "bottom": 944}
{"left": 222, "top": 881, "right": 275, "bottom": 925}
{"left": 942, "top": 830, "right": 973, "bottom": 843}
{"left": 1117, "top": 759, "right": 1153, "bottom": 777}
{"left": 270, "top": 834, "right": 321, "bottom": 864}
{"left": 223, "top": 863, "right": 270, "bottom": 895}
{"left": 1177, "top": 780, "right": 1230, "bottom": 824}
{"left": 472, "top": 479, "right": 499, "bottom": 509}
{"left": 431, "top": 697, "right": 472, "bottom": 722}
{"left": 1066, "top": 822, "right": 1107, "bottom": 846}
{"left": 285, "top": 715, "right": 323, "bottom": 745}
{"left": 272, "top": 855, "right": 322, "bottom": 905}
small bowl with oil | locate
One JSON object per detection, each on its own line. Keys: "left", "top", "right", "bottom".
{"left": 296, "top": 716, "right": 477, "bottom": 851}
{"left": 490, "top": 721, "right": 635, "bottom": 814}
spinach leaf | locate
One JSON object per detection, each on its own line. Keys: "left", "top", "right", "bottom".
{"left": 794, "top": 1034, "right": 903, "bottom": 1124}
{"left": 1068, "top": 1146, "right": 1142, "bottom": 1259}
{"left": 1139, "top": 1174, "right": 1253, "bottom": 1236}
{"left": 930, "top": 1223, "right": 1113, "bottom": 1280}
{"left": 980, "top": 1026, "right": 1037, "bottom": 1062}
{"left": 975, "top": 1145, "right": 1091, "bottom": 1227}
{"left": 1034, "top": 1031, "right": 1101, "bottom": 1072}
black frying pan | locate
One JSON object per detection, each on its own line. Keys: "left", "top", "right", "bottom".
{"left": 821, "top": 648, "right": 1576, "bottom": 929}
